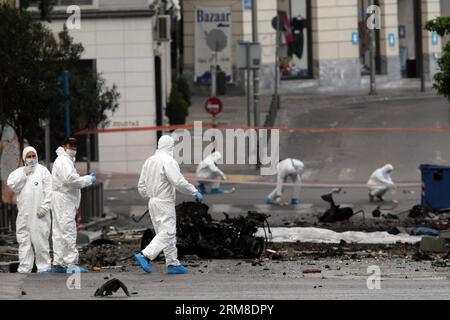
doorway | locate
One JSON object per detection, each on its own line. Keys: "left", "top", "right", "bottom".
{"left": 398, "top": 0, "right": 423, "bottom": 78}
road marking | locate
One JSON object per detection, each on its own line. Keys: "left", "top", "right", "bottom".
{"left": 330, "top": 121, "right": 338, "bottom": 128}
{"left": 436, "top": 151, "right": 443, "bottom": 162}
{"left": 436, "top": 120, "right": 441, "bottom": 128}
{"left": 338, "top": 168, "right": 355, "bottom": 181}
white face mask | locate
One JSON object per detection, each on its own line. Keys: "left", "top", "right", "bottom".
{"left": 67, "top": 150, "right": 77, "bottom": 158}
{"left": 25, "top": 158, "right": 37, "bottom": 167}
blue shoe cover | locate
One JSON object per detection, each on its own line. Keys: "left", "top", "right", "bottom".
{"left": 210, "top": 188, "right": 225, "bottom": 194}
{"left": 51, "top": 265, "right": 67, "bottom": 273}
{"left": 66, "top": 266, "right": 88, "bottom": 273}
{"left": 135, "top": 251, "right": 152, "bottom": 273}
{"left": 291, "top": 198, "right": 301, "bottom": 205}
{"left": 38, "top": 268, "right": 50, "bottom": 274}
{"left": 167, "top": 265, "right": 189, "bottom": 274}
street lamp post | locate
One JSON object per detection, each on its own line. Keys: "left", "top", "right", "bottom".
{"left": 63, "top": 70, "right": 71, "bottom": 137}
{"left": 252, "top": 0, "right": 260, "bottom": 129}
{"left": 274, "top": 13, "right": 281, "bottom": 109}
{"left": 39, "top": 119, "right": 51, "bottom": 170}
{"left": 369, "top": 1, "right": 377, "bottom": 95}
{"left": 252, "top": 0, "right": 261, "bottom": 168}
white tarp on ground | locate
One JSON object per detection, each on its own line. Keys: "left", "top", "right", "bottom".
{"left": 256, "top": 227, "right": 422, "bottom": 244}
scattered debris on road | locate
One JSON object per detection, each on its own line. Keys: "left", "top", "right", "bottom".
{"left": 303, "top": 269, "right": 322, "bottom": 274}
{"left": 94, "top": 278, "right": 131, "bottom": 297}
{"left": 412, "top": 250, "right": 433, "bottom": 261}
{"left": 319, "top": 191, "right": 364, "bottom": 223}
{"left": 431, "top": 261, "right": 447, "bottom": 268}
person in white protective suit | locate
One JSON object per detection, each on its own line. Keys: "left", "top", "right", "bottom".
{"left": 367, "top": 164, "right": 395, "bottom": 202}
{"left": 196, "top": 152, "right": 227, "bottom": 194}
{"left": 135, "top": 135, "right": 204, "bottom": 274}
{"left": 266, "top": 158, "right": 305, "bottom": 205}
{"left": 7, "top": 147, "right": 52, "bottom": 273}
{"left": 51, "top": 137, "right": 96, "bottom": 273}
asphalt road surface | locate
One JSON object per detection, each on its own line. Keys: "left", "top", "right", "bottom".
{"left": 278, "top": 94, "right": 450, "bottom": 183}
{"left": 2, "top": 258, "right": 450, "bottom": 300}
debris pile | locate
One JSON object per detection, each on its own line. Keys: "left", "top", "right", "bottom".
{"left": 79, "top": 238, "right": 135, "bottom": 270}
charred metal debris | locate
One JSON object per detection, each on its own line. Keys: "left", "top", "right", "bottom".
{"left": 141, "top": 202, "right": 272, "bottom": 259}
{"left": 319, "top": 190, "right": 365, "bottom": 223}
{"left": 94, "top": 278, "right": 131, "bottom": 297}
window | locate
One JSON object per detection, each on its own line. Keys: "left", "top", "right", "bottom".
{"left": 28, "top": 0, "right": 94, "bottom": 7}
{"left": 276, "top": 0, "right": 312, "bottom": 79}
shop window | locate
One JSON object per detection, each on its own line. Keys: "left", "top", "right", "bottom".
{"left": 276, "top": 0, "right": 312, "bottom": 80}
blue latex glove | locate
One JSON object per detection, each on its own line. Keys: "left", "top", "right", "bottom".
{"left": 90, "top": 174, "right": 97, "bottom": 184}
{"left": 194, "top": 192, "right": 204, "bottom": 203}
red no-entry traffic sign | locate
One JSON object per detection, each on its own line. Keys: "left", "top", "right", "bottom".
{"left": 205, "top": 97, "right": 223, "bottom": 116}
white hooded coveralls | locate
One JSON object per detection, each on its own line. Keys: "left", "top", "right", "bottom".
{"left": 367, "top": 164, "right": 395, "bottom": 197}
{"left": 268, "top": 158, "right": 305, "bottom": 201}
{"left": 7, "top": 147, "right": 52, "bottom": 273}
{"left": 51, "top": 147, "right": 93, "bottom": 268}
{"left": 138, "top": 136, "right": 198, "bottom": 266}
{"left": 196, "top": 152, "right": 226, "bottom": 190}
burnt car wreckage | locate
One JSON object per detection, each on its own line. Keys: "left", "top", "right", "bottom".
{"left": 140, "top": 202, "right": 272, "bottom": 259}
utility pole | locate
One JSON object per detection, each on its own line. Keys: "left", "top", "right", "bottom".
{"left": 246, "top": 43, "right": 251, "bottom": 127}
{"left": 39, "top": 119, "right": 51, "bottom": 170}
{"left": 63, "top": 70, "right": 71, "bottom": 137}
{"left": 45, "top": 121, "right": 50, "bottom": 169}
{"left": 252, "top": 0, "right": 260, "bottom": 168}
{"left": 86, "top": 130, "right": 91, "bottom": 174}
{"left": 211, "top": 43, "right": 218, "bottom": 97}
{"left": 252, "top": 0, "right": 260, "bottom": 128}
{"left": 369, "top": 0, "right": 377, "bottom": 95}
{"left": 274, "top": 13, "right": 281, "bottom": 109}
{"left": 415, "top": 0, "right": 425, "bottom": 92}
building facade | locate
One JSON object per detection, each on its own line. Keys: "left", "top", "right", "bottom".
{"left": 26, "top": 0, "right": 160, "bottom": 174}
{"left": 182, "top": 0, "right": 444, "bottom": 93}
{"left": 6, "top": 0, "right": 448, "bottom": 175}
